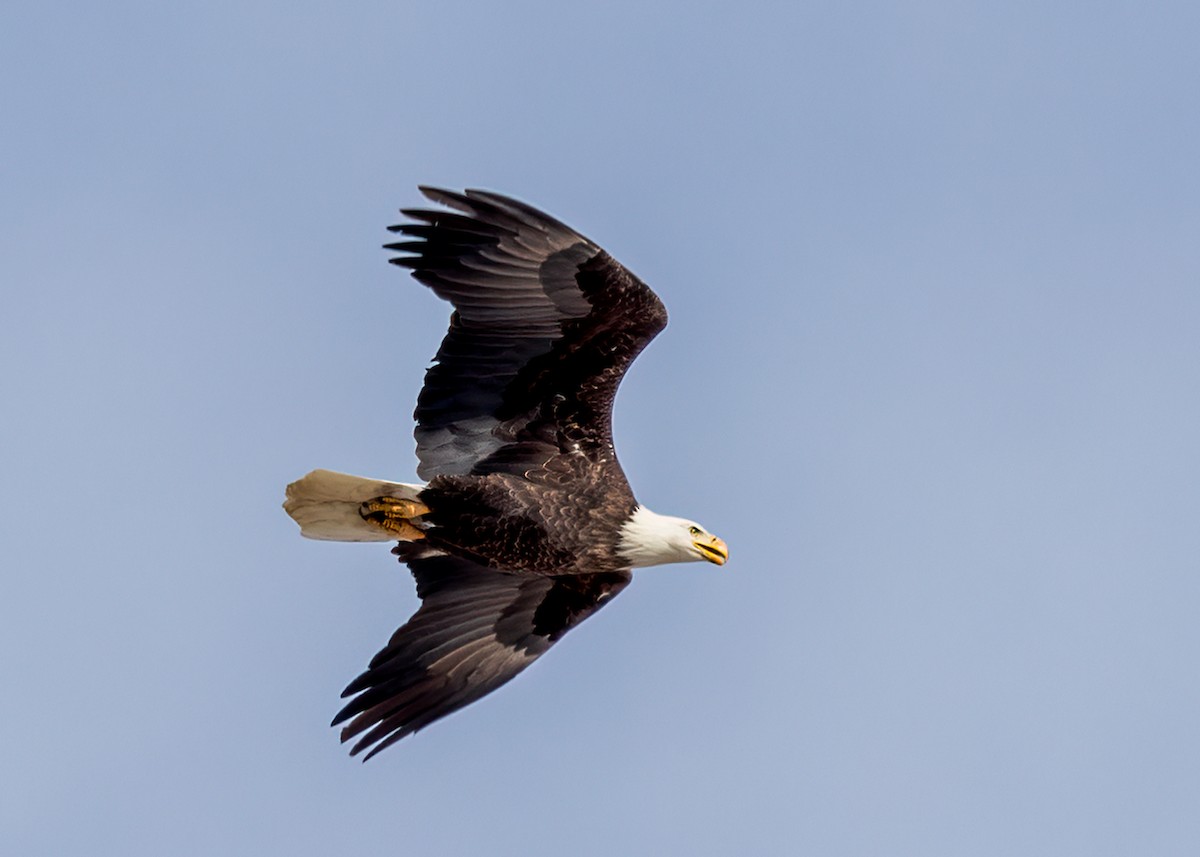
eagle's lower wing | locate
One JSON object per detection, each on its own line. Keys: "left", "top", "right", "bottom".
{"left": 333, "top": 550, "right": 632, "bottom": 759}
{"left": 387, "top": 187, "right": 668, "bottom": 480}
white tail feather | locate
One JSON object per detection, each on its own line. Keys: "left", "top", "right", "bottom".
{"left": 283, "top": 469, "right": 426, "bottom": 542}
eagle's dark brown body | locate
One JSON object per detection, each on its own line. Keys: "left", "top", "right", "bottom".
{"left": 420, "top": 468, "right": 638, "bottom": 574}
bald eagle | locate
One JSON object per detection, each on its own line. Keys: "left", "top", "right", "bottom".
{"left": 284, "top": 188, "right": 727, "bottom": 759}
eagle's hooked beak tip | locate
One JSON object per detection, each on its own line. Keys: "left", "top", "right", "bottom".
{"left": 695, "top": 535, "right": 728, "bottom": 566}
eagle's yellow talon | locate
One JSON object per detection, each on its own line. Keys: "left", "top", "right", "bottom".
{"left": 359, "top": 496, "right": 430, "bottom": 540}
{"left": 375, "top": 518, "right": 426, "bottom": 540}
{"left": 362, "top": 497, "right": 430, "bottom": 518}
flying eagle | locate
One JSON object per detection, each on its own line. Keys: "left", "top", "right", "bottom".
{"left": 284, "top": 188, "right": 727, "bottom": 759}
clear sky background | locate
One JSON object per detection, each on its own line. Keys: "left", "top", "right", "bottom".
{"left": 3, "top": 2, "right": 1199, "bottom": 855}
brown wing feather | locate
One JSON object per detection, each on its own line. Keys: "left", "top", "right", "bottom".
{"left": 333, "top": 548, "right": 632, "bottom": 759}
{"left": 387, "top": 188, "right": 668, "bottom": 481}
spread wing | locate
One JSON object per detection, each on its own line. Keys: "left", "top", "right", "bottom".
{"left": 387, "top": 187, "right": 668, "bottom": 480}
{"left": 333, "top": 548, "right": 632, "bottom": 760}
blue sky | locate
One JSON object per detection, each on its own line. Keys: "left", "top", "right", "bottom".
{"left": 3, "top": 2, "right": 1199, "bottom": 855}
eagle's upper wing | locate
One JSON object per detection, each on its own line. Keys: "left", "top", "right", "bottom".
{"left": 387, "top": 187, "right": 668, "bottom": 480}
{"left": 332, "top": 548, "right": 632, "bottom": 760}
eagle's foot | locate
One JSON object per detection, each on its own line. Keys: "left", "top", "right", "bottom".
{"left": 359, "top": 497, "right": 430, "bottom": 540}
{"left": 361, "top": 497, "right": 430, "bottom": 519}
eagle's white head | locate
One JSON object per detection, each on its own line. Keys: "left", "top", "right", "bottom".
{"left": 617, "top": 506, "right": 728, "bottom": 569}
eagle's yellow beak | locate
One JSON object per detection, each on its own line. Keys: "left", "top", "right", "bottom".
{"left": 694, "top": 534, "right": 728, "bottom": 566}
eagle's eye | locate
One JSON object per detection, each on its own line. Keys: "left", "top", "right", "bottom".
{"left": 688, "top": 526, "right": 701, "bottom": 536}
